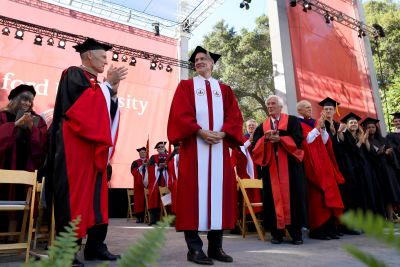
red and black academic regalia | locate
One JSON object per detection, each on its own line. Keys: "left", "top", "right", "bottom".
{"left": 46, "top": 67, "right": 119, "bottom": 238}
{"left": 167, "top": 77, "right": 243, "bottom": 231}
{"left": 251, "top": 114, "right": 308, "bottom": 231}
{"left": 167, "top": 153, "right": 179, "bottom": 214}
{"left": 147, "top": 154, "right": 169, "bottom": 210}
{"left": 0, "top": 110, "right": 47, "bottom": 171}
{"left": 299, "top": 118, "right": 344, "bottom": 229}
{"left": 231, "top": 135, "right": 262, "bottom": 214}
{"left": 131, "top": 159, "right": 146, "bottom": 214}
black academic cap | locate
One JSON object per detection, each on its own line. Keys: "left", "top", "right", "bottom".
{"left": 8, "top": 84, "right": 36, "bottom": 100}
{"left": 340, "top": 112, "right": 362, "bottom": 123}
{"left": 390, "top": 112, "right": 400, "bottom": 119}
{"left": 154, "top": 141, "right": 167, "bottom": 149}
{"left": 318, "top": 97, "right": 340, "bottom": 107}
{"left": 73, "top": 38, "right": 112, "bottom": 54}
{"left": 136, "top": 147, "right": 146, "bottom": 152}
{"left": 361, "top": 117, "right": 380, "bottom": 127}
{"left": 189, "top": 46, "right": 221, "bottom": 64}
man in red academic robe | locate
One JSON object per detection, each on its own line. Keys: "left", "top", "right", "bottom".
{"left": 231, "top": 119, "right": 262, "bottom": 214}
{"left": 45, "top": 38, "right": 127, "bottom": 265}
{"left": 167, "top": 46, "right": 243, "bottom": 265}
{"left": 251, "top": 95, "right": 308, "bottom": 245}
{"left": 130, "top": 147, "right": 148, "bottom": 223}
{"left": 297, "top": 100, "right": 344, "bottom": 240}
{"left": 146, "top": 141, "right": 169, "bottom": 225}
{"left": 167, "top": 143, "right": 180, "bottom": 214}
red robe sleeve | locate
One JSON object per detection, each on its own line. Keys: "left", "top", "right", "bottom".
{"left": 167, "top": 80, "right": 201, "bottom": 143}
{"left": 220, "top": 84, "right": 244, "bottom": 147}
{"left": 30, "top": 116, "right": 48, "bottom": 169}
{"left": 64, "top": 86, "right": 112, "bottom": 170}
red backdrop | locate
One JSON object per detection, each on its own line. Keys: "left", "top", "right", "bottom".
{"left": 286, "top": 0, "right": 378, "bottom": 120}
{"left": 0, "top": 0, "right": 179, "bottom": 187}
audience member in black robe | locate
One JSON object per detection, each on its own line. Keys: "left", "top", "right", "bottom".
{"left": 362, "top": 117, "right": 400, "bottom": 222}
{"left": 251, "top": 95, "right": 307, "bottom": 245}
{"left": 387, "top": 112, "right": 400, "bottom": 175}
{"left": 337, "top": 113, "right": 386, "bottom": 218}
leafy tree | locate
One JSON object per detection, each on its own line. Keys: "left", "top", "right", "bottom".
{"left": 196, "top": 15, "right": 274, "bottom": 122}
{"left": 364, "top": 0, "right": 400, "bottom": 130}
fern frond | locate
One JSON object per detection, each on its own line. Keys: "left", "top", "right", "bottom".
{"left": 117, "top": 215, "right": 175, "bottom": 267}
{"left": 340, "top": 210, "right": 400, "bottom": 252}
{"left": 343, "top": 244, "right": 388, "bottom": 267}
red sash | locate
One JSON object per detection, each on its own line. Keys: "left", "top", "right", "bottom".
{"left": 252, "top": 113, "right": 303, "bottom": 229}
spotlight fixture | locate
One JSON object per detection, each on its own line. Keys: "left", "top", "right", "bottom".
{"left": 372, "top": 23, "right": 385, "bottom": 38}
{"left": 129, "top": 57, "right": 136, "bottom": 66}
{"left": 357, "top": 27, "right": 366, "bottom": 38}
{"left": 2, "top": 27, "right": 10, "bottom": 36}
{"left": 150, "top": 60, "right": 157, "bottom": 70}
{"left": 58, "top": 39, "right": 66, "bottom": 49}
{"left": 166, "top": 65, "right": 173, "bottom": 72}
{"left": 324, "top": 13, "right": 334, "bottom": 24}
{"left": 47, "top": 37, "right": 54, "bottom": 46}
{"left": 152, "top": 22, "right": 160, "bottom": 36}
{"left": 15, "top": 29, "right": 24, "bottom": 40}
{"left": 34, "top": 35, "right": 43, "bottom": 46}
{"left": 121, "top": 55, "right": 128, "bottom": 62}
{"left": 240, "top": 0, "right": 250, "bottom": 10}
{"left": 112, "top": 52, "right": 119, "bottom": 61}
{"left": 289, "top": 0, "right": 297, "bottom": 7}
{"left": 158, "top": 63, "right": 163, "bottom": 70}
{"left": 302, "top": 1, "right": 311, "bottom": 12}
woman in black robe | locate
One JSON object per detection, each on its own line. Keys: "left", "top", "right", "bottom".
{"left": 362, "top": 117, "right": 400, "bottom": 221}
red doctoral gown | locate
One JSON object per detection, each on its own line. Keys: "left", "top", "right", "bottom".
{"left": 167, "top": 77, "right": 243, "bottom": 231}
{"left": 300, "top": 119, "right": 344, "bottom": 229}
{"left": 147, "top": 154, "right": 169, "bottom": 209}
{"left": 167, "top": 153, "right": 179, "bottom": 214}
{"left": 131, "top": 158, "right": 146, "bottom": 214}
{"left": 46, "top": 67, "right": 119, "bottom": 238}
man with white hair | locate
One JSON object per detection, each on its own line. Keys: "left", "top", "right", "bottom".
{"left": 168, "top": 46, "right": 243, "bottom": 265}
{"left": 251, "top": 95, "right": 307, "bottom": 245}
{"left": 297, "top": 100, "right": 344, "bottom": 240}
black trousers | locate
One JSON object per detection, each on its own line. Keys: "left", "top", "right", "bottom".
{"left": 82, "top": 224, "right": 108, "bottom": 252}
{"left": 184, "top": 230, "right": 223, "bottom": 252}
{"left": 271, "top": 225, "right": 302, "bottom": 241}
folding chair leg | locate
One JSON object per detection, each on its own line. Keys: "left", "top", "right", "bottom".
{"left": 49, "top": 203, "right": 55, "bottom": 247}
{"left": 242, "top": 205, "right": 246, "bottom": 238}
{"left": 19, "top": 210, "right": 29, "bottom": 243}
{"left": 248, "top": 208, "right": 265, "bottom": 241}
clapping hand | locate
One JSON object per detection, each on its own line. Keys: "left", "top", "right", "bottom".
{"left": 338, "top": 123, "right": 347, "bottom": 133}
{"left": 106, "top": 65, "right": 129, "bottom": 94}
{"left": 15, "top": 113, "right": 33, "bottom": 130}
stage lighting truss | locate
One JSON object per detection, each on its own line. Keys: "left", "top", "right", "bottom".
{"left": 289, "top": 0, "right": 380, "bottom": 39}
{"left": 240, "top": 0, "right": 251, "bottom": 10}
{"left": 0, "top": 15, "right": 192, "bottom": 70}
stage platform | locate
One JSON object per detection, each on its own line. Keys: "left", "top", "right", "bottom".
{"left": 0, "top": 218, "right": 398, "bottom": 267}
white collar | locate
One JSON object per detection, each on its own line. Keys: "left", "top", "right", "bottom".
{"left": 271, "top": 115, "right": 280, "bottom": 122}
{"left": 394, "top": 128, "right": 400, "bottom": 133}
{"left": 197, "top": 75, "right": 213, "bottom": 81}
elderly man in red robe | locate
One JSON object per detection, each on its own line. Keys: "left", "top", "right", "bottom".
{"left": 251, "top": 95, "right": 307, "bottom": 245}
{"left": 131, "top": 147, "right": 148, "bottom": 223}
{"left": 46, "top": 38, "right": 127, "bottom": 266}
{"left": 297, "top": 100, "right": 344, "bottom": 240}
{"left": 167, "top": 46, "right": 243, "bottom": 265}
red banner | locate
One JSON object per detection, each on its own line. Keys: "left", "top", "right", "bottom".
{"left": 0, "top": 0, "right": 179, "bottom": 188}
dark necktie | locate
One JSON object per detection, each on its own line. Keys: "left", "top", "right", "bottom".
{"left": 205, "top": 80, "right": 214, "bottom": 130}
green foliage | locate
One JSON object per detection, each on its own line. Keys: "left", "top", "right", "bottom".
{"left": 116, "top": 215, "right": 174, "bottom": 267}
{"left": 22, "top": 217, "right": 81, "bottom": 267}
{"left": 340, "top": 210, "right": 400, "bottom": 266}
{"left": 364, "top": 1, "right": 400, "bottom": 130}
{"left": 196, "top": 15, "right": 274, "bottom": 122}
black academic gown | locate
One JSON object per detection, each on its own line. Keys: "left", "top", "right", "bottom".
{"left": 366, "top": 137, "right": 400, "bottom": 206}
{"left": 339, "top": 131, "right": 385, "bottom": 215}
{"left": 252, "top": 115, "right": 308, "bottom": 232}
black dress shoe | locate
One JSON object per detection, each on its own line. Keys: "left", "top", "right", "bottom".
{"left": 187, "top": 250, "right": 213, "bottom": 265}
{"left": 72, "top": 258, "right": 84, "bottom": 267}
{"left": 208, "top": 248, "right": 233, "bottom": 262}
{"left": 309, "top": 232, "right": 331, "bottom": 240}
{"left": 270, "top": 237, "right": 283, "bottom": 244}
{"left": 84, "top": 249, "right": 120, "bottom": 261}
{"left": 342, "top": 229, "right": 361, "bottom": 235}
{"left": 291, "top": 239, "right": 303, "bottom": 245}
